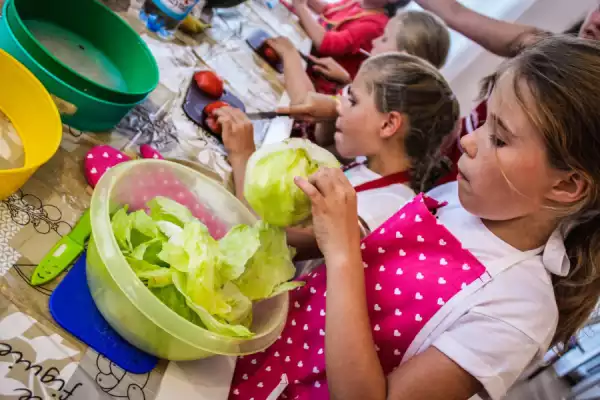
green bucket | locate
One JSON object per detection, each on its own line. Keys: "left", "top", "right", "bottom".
{"left": 7, "top": 0, "right": 158, "bottom": 104}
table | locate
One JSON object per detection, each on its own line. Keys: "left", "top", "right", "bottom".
{"left": 0, "top": 1, "right": 309, "bottom": 398}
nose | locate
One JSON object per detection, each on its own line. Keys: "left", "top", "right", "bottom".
{"left": 460, "top": 130, "right": 478, "bottom": 159}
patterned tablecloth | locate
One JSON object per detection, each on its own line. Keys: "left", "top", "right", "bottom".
{"left": 0, "top": 1, "right": 309, "bottom": 399}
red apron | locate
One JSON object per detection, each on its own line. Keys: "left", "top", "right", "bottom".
{"left": 229, "top": 193, "right": 493, "bottom": 399}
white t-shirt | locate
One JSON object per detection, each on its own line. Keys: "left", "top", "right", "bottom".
{"left": 411, "top": 182, "right": 569, "bottom": 400}
{"left": 344, "top": 164, "right": 416, "bottom": 231}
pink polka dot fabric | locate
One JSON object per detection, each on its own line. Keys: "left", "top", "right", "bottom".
{"left": 84, "top": 145, "right": 132, "bottom": 188}
{"left": 229, "top": 194, "right": 488, "bottom": 399}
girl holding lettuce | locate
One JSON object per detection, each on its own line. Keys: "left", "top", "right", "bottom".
{"left": 221, "top": 36, "right": 600, "bottom": 400}
{"left": 216, "top": 52, "right": 459, "bottom": 254}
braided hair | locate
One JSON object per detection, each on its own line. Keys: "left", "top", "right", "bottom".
{"left": 360, "top": 52, "right": 460, "bottom": 193}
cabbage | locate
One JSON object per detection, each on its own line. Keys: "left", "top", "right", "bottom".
{"left": 244, "top": 138, "right": 340, "bottom": 226}
{"left": 111, "top": 198, "right": 303, "bottom": 338}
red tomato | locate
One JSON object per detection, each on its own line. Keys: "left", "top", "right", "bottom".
{"left": 194, "top": 71, "right": 224, "bottom": 98}
{"left": 203, "top": 101, "right": 230, "bottom": 135}
{"left": 263, "top": 46, "right": 280, "bottom": 64}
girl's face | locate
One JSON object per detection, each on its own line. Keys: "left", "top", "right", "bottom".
{"left": 371, "top": 21, "right": 401, "bottom": 56}
{"left": 457, "top": 71, "right": 563, "bottom": 221}
{"left": 334, "top": 74, "right": 389, "bottom": 159}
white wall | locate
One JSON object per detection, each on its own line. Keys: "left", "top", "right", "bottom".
{"left": 435, "top": 0, "right": 598, "bottom": 116}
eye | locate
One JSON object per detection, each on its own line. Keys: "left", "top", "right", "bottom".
{"left": 489, "top": 133, "right": 506, "bottom": 148}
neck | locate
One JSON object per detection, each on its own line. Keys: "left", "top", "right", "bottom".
{"left": 482, "top": 211, "right": 558, "bottom": 251}
{"left": 367, "top": 149, "right": 411, "bottom": 177}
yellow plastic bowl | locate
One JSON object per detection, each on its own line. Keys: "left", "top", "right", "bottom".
{"left": 0, "top": 48, "right": 61, "bottom": 199}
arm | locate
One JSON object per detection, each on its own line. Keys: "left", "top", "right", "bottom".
{"left": 415, "top": 0, "right": 548, "bottom": 57}
{"left": 307, "top": 0, "right": 328, "bottom": 14}
{"left": 267, "top": 38, "right": 316, "bottom": 105}
{"left": 295, "top": 3, "right": 327, "bottom": 48}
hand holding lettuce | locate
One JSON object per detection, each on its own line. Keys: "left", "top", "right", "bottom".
{"left": 244, "top": 138, "right": 340, "bottom": 227}
{"left": 111, "top": 196, "right": 302, "bottom": 338}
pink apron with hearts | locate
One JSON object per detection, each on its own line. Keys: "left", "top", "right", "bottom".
{"left": 228, "top": 193, "right": 495, "bottom": 399}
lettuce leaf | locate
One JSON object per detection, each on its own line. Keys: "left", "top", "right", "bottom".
{"left": 218, "top": 224, "right": 260, "bottom": 281}
{"left": 148, "top": 196, "right": 195, "bottom": 227}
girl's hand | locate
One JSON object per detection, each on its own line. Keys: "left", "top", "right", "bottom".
{"left": 213, "top": 107, "right": 255, "bottom": 159}
{"left": 277, "top": 92, "right": 339, "bottom": 122}
{"left": 295, "top": 167, "right": 361, "bottom": 264}
{"left": 266, "top": 37, "right": 297, "bottom": 58}
{"left": 309, "top": 56, "right": 351, "bottom": 84}
{"left": 292, "top": 0, "right": 308, "bottom": 9}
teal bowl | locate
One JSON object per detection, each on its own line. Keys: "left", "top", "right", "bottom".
{"left": 0, "top": 13, "right": 143, "bottom": 132}
{"left": 7, "top": 0, "right": 159, "bottom": 104}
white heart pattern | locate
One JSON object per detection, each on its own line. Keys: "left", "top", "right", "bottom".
{"left": 394, "top": 288, "right": 401, "bottom": 295}
{"left": 400, "top": 213, "right": 406, "bottom": 219}
{"left": 417, "top": 235, "right": 425, "bottom": 242}
{"left": 274, "top": 351, "right": 280, "bottom": 357}
{"left": 257, "top": 382, "right": 264, "bottom": 388}
{"left": 416, "top": 272, "right": 424, "bottom": 280}
{"left": 415, "top": 314, "right": 423, "bottom": 322}
{"left": 233, "top": 389, "right": 240, "bottom": 395}
{"left": 320, "top": 329, "right": 325, "bottom": 336}
{"left": 374, "top": 304, "right": 381, "bottom": 311}
{"left": 310, "top": 287, "right": 317, "bottom": 294}
{"left": 307, "top": 305, "right": 312, "bottom": 312}
{"left": 396, "top": 267, "right": 403, "bottom": 275}
{"left": 438, "top": 277, "right": 447, "bottom": 285}
{"left": 285, "top": 356, "right": 291, "bottom": 362}
{"left": 266, "top": 366, "right": 272, "bottom": 371}
{"left": 102, "top": 152, "right": 109, "bottom": 158}
{"left": 291, "top": 319, "right": 296, "bottom": 326}
{"left": 375, "top": 283, "right": 382, "bottom": 291}
{"left": 415, "top": 215, "right": 422, "bottom": 222}
{"left": 315, "top": 382, "right": 321, "bottom": 388}
{"left": 399, "top": 250, "right": 406, "bottom": 256}
{"left": 437, "top": 298, "right": 445, "bottom": 306}
{"left": 313, "top": 367, "right": 320, "bottom": 373}
{"left": 243, "top": 374, "right": 249, "bottom": 380}
{"left": 394, "top": 349, "right": 401, "bottom": 356}
{"left": 374, "top": 324, "right": 381, "bottom": 331}
{"left": 287, "top": 337, "right": 293, "bottom": 344}
{"left": 318, "top": 348, "right": 324, "bottom": 355}
{"left": 461, "top": 282, "right": 467, "bottom": 289}
{"left": 304, "top": 343, "right": 309, "bottom": 350}
{"left": 419, "top": 253, "right": 426, "bottom": 261}
{"left": 294, "top": 301, "right": 300, "bottom": 308}
{"left": 117, "top": 154, "right": 123, "bottom": 159}
{"left": 395, "top": 309, "right": 402, "bottom": 316}
{"left": 298, "top": 361, "right": 303, "bottom": 367}
{"left": 379, "top": 265, "right": 385, "bottom": 272}
{"left": 396, "top": 231, "right": 403, "bottom": 239}
{"left": 251, "top": 359, "right": 257, "bottom": 364}
{"left": 415, "top": 292, "right": 423, "bottom": 300}
{"left": 361, "top": 243, "right": 366, "bottom": 250}
{"left": 380, "top": 228, "right": 386, "bottom": 234}
{"left": 363, "top": 262, "right": 368, "bottom": 269}
{"left": 87, "top": 154, "right": 94, "bottom": 159}
{"left": 378, "top": 247, "right": 386, "bottom": 254}
{"left": 320, "top": 309, "right": 325, "bottom": 316}
{"left": 462, "top": 264, "right": 471, "bottom": 271}
{"left": 439, "top": 239, "right": 446, "bottom": 246}
{"left": 440, "top": 258, "right": 448, "bottom": 266}
{"left": 394, "top": 330, "right": 401, "bottom": 337}
{"left": 90, "top": 167, "right": 98, "bottom": 174}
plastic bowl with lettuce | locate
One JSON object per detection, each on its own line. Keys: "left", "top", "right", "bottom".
{"left": 244, "top": 138, "right": 340, "bottom": 227}
{"left": 87, "top": 159, "right": 296, "bottom": 360}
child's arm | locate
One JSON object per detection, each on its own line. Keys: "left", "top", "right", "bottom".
{"left": 309, "top": 56, "right": 352, "bottom": 85}
{"left": 414, "top": 0, "right": 547, "bottom": 58}
{"left": 277, "top": 92, "right": 339, "bottom": 122}
{"left": 295, "top": 168, "right": 480, "bottom": 400}
{"left": 293, "top": 0, "right": 327, "bottom": 48}
{"left": 267, "top": 38, "right": 315, "bottom": 105}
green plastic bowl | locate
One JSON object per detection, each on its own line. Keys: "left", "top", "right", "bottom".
{"left": 0, "top": 12, "right": 142, "bottom": 132}
{"left": 87, "top": 160, "right": 289, "bottom": 360}
{"left": 7, "top": 0, "right": 158, "bottom": 104}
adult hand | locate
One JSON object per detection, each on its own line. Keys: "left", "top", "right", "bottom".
{"left": 212, "top": 107, "right": 255, "bottom": 159}
{"left": 266, "top": 37, "right": 297, "bottom": 58}
{"left": 277, "top": 92, "right": 339, "bottom": 122}
{"left": 295, "top": 167, "right": 361, "bottom": 264}
{"left": 309, "top": 56, "right": 351, "bottom": 84}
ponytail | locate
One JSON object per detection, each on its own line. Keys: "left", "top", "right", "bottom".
{"left": 384, "top": 0, "right": 410, "bottom": 17}
{"left": 554, "top": 215, "right": 600, "bottom": 345}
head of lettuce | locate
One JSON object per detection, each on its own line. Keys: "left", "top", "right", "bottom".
{"left": 244, "top": 139, "right": 340, "bottom": 227}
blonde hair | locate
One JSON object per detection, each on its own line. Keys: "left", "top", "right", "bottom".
{"left": 360, "top": 52, "right": 459, "bottom": 192}
{"left": 480, "top": 35, "right": 600, "bottom": 346}
{"left": 393, "top": 10, "right": 451, "bottom": 69}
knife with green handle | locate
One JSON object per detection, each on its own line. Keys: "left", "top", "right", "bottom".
{"left": 31, "top": 208, "right": 91, "bottom": 286}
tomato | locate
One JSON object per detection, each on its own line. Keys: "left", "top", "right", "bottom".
{"left": 194, "top": 70, "right": 224, "bottom": 98}
{"left": 203, "top": 101, "right": 230, "bottom": 135}
{"left": 263, "top": 46, "right": 280, "bottom": 64}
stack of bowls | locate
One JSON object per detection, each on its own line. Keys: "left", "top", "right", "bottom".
{"left": 0, "top": 0, "right": 159, "bottom": 132}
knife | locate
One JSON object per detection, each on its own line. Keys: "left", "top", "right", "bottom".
{"left": 246, "top": 111, "right": 288, "bottom": 120}
{"left": 31, "top": 209, "right": 92, "bottom": 286}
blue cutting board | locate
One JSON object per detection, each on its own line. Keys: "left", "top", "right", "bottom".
{"left": 49, "top": 253, "right": 159, "bottom": 374}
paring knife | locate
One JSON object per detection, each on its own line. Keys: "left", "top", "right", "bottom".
{"left": 31, "top": 209, "right": 91, "bottom": 286}
{"left": 246, "top": 111, "right": 289, "bottom": 120}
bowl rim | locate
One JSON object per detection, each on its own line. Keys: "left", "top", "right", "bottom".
{"left": 0, "top": 11, "right": 144, "bottom": 107}
{"left": 90, "top": 159, "right": 290, "bottom": 355}
{"left": 7, "top": 0, "right": 159, "bottom": 99}
{"left": 0, "top": 48, "right": 62, "bottom": 174}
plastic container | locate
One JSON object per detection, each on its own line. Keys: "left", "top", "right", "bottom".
{"left": 0, "top": 49, "right": 61, "bottom": 199}
{"left": 7, "top": 0, "right": 159, "bottom": 104}
{"left": 0, "top": 12, "right": 143, "bottom": 132}
{"left": 140, "top": 0, "right": 204, "bottom": 39}
{"left": 87, "top": 160, "right": 289, "bottom": 360}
